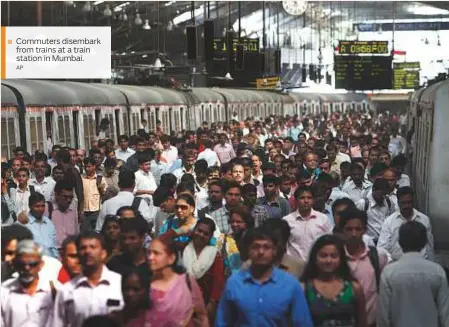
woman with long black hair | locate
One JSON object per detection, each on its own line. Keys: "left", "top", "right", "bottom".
{"left": 301, "top": 234, "right": 368, "bottom": 327}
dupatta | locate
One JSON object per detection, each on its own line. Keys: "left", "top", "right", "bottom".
{"left": 147, "top": 274, "right": 195, "bottom": 327}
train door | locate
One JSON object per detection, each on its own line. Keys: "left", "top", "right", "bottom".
{"left": 122, "top": 108, "right": 130, "bottom": 136}
{"left": 129, "top": 106, "right": 141, "bottom": 135}
{"left": 148, "top": 107, "right": 156, "bottom": 133}
{"left": 101, "top": 109, "right": 118, "bottom": 144}
{"left": 1, "top": 108, "right": 19, "bottom": 158}
{"left": 160, "top": 107, "right": 170, "bottom": 134}
{"left": 54, "top": 109, "right": 74, "bottom": 148}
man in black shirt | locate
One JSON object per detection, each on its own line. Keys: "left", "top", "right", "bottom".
{"left": 107, "top": 217, "right": 150, "bottom": 276}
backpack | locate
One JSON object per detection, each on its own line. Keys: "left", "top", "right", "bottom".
{"left": 364, "top": 197, "right": 391, "bottom": 212}
{"left": 47, "top": 201, "right": 54, "bottom": 220}
{"left": 368, "top": 246, "right": 381, "bottom": 292}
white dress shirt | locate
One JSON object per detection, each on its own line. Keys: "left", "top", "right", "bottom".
{"left": 328, "top": 187, "right": 350, "bottom": 207}
{"left": 95, "top": 191, "right": 152, "bottom": 231}
{"left": 356, "top": 193, "right": 396, "bottom": 239}
{"left": 377, "top": 209, "right": 434, "bottom": 261}
{"left": 172, "top": 167, "right": 196, "bottom": 184}
{"left": 1, "top": 276, "right": 61, "bottom": 327}
{"left": 29, "top": 177, "right": 56, "bottom": 202}
{"left": 114, "top": 148, "right": 135, "bottom": 163}
{"left": 12, "top": 186, "right": 33, "bottom": 215}
{"left": 342, "top": 180, "right": 373, "bottom": 203}
{"left": 134, "top": 170, "right": 157, "bottom": 200}
{"left": 397, "top": 174, "right": 411, "bottom": 188}
{"left": 50, "top": 266, "right": 124, "bottom": 327}
{"left": 161, "top": 146, "right": 178, "bottom": 168}
{"left": 197, "top": 148, "right": 221, "bottom": 167}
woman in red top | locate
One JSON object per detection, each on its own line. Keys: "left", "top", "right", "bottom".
{"left": 182, "top": 217, "right": 225, "bottom": 325}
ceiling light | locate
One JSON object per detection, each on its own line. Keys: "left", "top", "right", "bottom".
{"left": 83, "top": 1, "right": 91, "bottom": 12}
{"left": 142, "top": 54, "right": 148, "bottom": 58}
{"left": 103, "top": 4, "right": 112, "bottom": 17}
{"left": 143, "top": 19, "right": 151, "bottom": 30}
{"left": 154, "top": 58, "right": 163, "bottom": 68}
{"left": 93, "top": 0, "right": 104, "bottom": 5}
{"left": 134, "top": 12, "right": 142, "bottom": 25}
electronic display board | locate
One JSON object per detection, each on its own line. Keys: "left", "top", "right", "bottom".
{"left": 393, "top": 62, "right": 420, "bottom": 89}
{"left": 334, "top": 55, "right": 393, "bottom": 90}
{"left": 339, "top": 41, "right": 389, "bottom": 54}
{"left": 213, "top": 38, "right": 259, "bottom": 53}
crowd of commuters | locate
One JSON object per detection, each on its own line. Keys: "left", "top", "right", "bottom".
{"left": 1, "top": 110, "right": 448, "bottom": 327}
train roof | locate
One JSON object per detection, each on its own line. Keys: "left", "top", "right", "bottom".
{"left": 2, "top": 80, "right": 80, "bottom": 106}
{"left": 106, "top": 84, "right": 163, "bottom": 106}
{"left": 288, "top": 93, "right": 321, "bottom": 102}
{"left": 190, "top": 88, "right": 224, "bottom": 103}
{"left": 61, "top": 82, "right": 128, "bottom": 106}
{"left": 1, "top": 84, "right": 19, "bottom": 107}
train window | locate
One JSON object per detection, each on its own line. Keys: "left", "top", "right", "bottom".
{"left": 103, "top": 113, "right": 116, "bottom": 143}
{"left": 131, "top": 112, "right": 140, "bottom": 135}
{"left": 201, "top": 105, "right": 205, "bottom": 123}
{"left": 29, "top": 116, "right": 44, "bottom": 153}
{"left": 1, "top": 118, "right": 16, "bottom": 158}
{"left": 174, "top": 110, "right": 180, "bottom": 131}
{"left": 57, "top": 115, "right": 72, "bottom": 147}
{"left": 205, "top": 106, "right": 210, "bottom": 123}
{"left": 149, "top": 110, "right": 156, "bottom": 132}
{"left": 83, "top": 115, "right": 96, "bottom": 149}
{"left": 122, "top": 112, "right": 129, "bottom": 136}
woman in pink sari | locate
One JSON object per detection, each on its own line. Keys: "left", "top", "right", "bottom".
{"left": 147, "top": 236, "right": 209, "bottom": 327}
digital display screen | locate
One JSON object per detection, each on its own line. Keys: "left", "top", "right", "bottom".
{"left": 334, "top": 55, "right": 393, "bottom": 90}
{"left": 213, "top": 38, "right": 259, "bottom": 53}
{"left": 339, "top": 41, "right": 389, "bottom": 54}
{"left": 393, "top": 62, "right": 420, "bottom": 89}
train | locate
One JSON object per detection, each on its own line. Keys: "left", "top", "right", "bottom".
{"left": 1, "top": 79, "right": 372, "bottom": 158}
{"left": 408, "top": 78, "right": 449, "bottom": 268}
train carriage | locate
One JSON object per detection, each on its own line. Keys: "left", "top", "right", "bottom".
{"left": 408, "top": 79, "right": 449, "bottom": 268}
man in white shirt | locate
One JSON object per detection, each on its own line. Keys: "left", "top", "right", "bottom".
{"left": 29, "top": 157, "right": 56, "bottom": 202}
{"left": 95, "top": 170, "right": 152, "bottom": 232}
{"left": 342, "top": 162, "right": 372, "bottom": 203}
{"left": 134, "top": 156, "right": 157, "bottom": 203}
{"left": 115, "top": 135, "right": 135, "bottom": 163}
{"left": 160, "top": 135, "right": 178, "bottom": 168}
{"left": 378, "top": 186, "right": 434, "bottom": 261}
{"left": 51, "top": 232, "right": 124, "bottom": 327}
{"left": 172, "top": 150, "right": 197, "bottom": 184}
{"left": 1, "top": 240, "right": 59, "bottom": 327}
{"left": 197, "top": 139, "right": 220, "bottom": 167}
{"left": 356, "top": 178, "right": 396, "bottom": 243}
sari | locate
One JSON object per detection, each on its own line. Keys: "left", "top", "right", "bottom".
{"left": 147, "top": 273, "right": 208, "bottom": 327}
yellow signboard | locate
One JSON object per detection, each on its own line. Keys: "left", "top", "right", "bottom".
{"left": 256, "top": 77, "right": 280, "bottom": 89}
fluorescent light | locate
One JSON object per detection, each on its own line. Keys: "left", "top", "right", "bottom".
{"left": 173, "top": 5, "right": 203, "bottom": 25}
{"left": 407, "top": 4, "right": 449, "bottom": 16}
{"left": 93, "top": 1, "right": 104, "bottom": 5}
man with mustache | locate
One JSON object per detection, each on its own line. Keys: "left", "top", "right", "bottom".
{"left": 51, "top": 232, "right": 123, "bottom": 327}
{"left": 1, "top": 240, "right": 59, "bottom": 327}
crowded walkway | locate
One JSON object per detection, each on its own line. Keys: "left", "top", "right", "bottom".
{"left": 1, "top": 109, "right": 448, "bottom": 327}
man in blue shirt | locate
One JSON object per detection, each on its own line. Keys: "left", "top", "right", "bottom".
{"left": 17, "top": 192, "right": 58, "bottom": 258}
{"left": 216, "top": 227, "right": 313, "bottom": 327}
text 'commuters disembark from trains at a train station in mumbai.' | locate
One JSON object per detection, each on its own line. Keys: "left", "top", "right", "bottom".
{"left": 1, "top": 26, "right": 111, "bottom": 79}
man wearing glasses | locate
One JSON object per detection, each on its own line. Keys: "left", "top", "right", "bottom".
{"left": 1, "top": 240, "right": 60, "bottom": 327}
